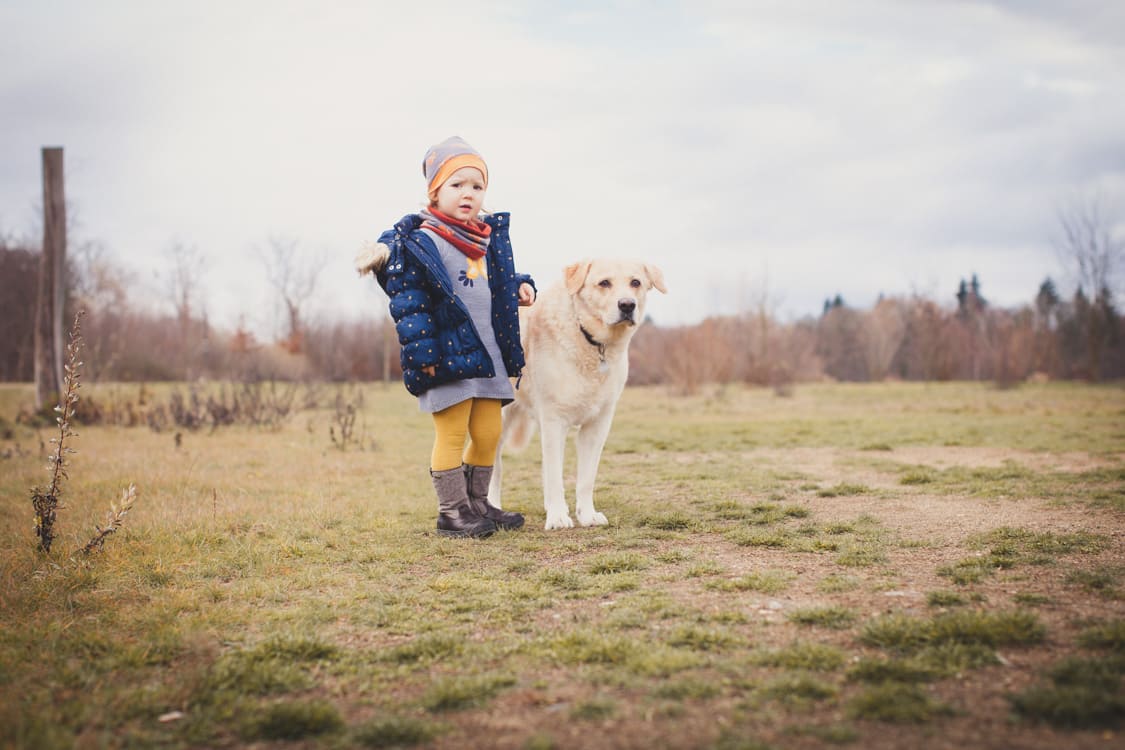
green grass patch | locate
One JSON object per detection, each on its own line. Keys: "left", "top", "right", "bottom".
{"left": 1010, "top": 656, "right": 1125, "bottom": 729}
{"left": 706, "top": 570, "right": 793, "bottom": 594}
{"left": 787, "top": 606, "right": 857, "bottom": 629}
{"left": 758, "top": 672, "right": 838, "bottom": 704}
{"left": 835, "top": 542, "right": 888, "bottom": 568}
{"left": 858, "top": 610, "right": 1038, "bottom": 676}
{"left": 1078, "top": 619, "right": 1125, "bottom": 651}
{"left": 588, "top": 553, "right": 649, "bottom": 575}
{"left": 847, "top": 683, "right": 951, "bottom": 723}
{"left": 241, "top": 699, "right": 344, "bottom": 741}
{"left": 545, "top": 632, "right": 637, "bottom": 665}
{"left": 1012, "top": 592, "right": 1051, "bottom": 606}
{"left": 1065, "top": 566, "right": 1122, "bottom": 598}
{"left": 637, "top": 513, "right": 694, "bottom": 531}
{"left": 668, "top": 625, "right": 740, "bottom": 651}
{"left": 847, "top": 655, "right": 943, "bottom": 684}
{"left": 817, "top": 574, "right": 861, "bottom": 593}
{"left": 900, "top": 471, "right": 934, "bottom": 485}
{"left": 685, "top": 561, "right": 724, "bottom": 578}
{"left": 926, "top": 590, "right": 968, "bottom": 608}
{"left": 787, "top": 723, "right": 860, "bottom": 744}
{"left": 727, "top": 528, "right": 792, "bottom": 548}
{"left": 352, "top": 716, "right": 443, "bottom": 748}
{"left": 422, "top": 674, "right": 516, "bottom": 712}
{"left": 654, "top": 678, "right": 721, "bottom": 700}
{"left": 750, "top": 641, "right": 847, "bottom": 671}
{"left": 571, "top": 697, "right": 616, "bottom": 720}
{"left": 384, "top": 633, "right": 462, "bottom": 663}
{"left": 816, "top": 483, "right": 871, "bottom": 497}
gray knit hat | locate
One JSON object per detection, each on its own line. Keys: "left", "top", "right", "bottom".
{"left": 422, "top": 136, "right": 488, "bottom": 201}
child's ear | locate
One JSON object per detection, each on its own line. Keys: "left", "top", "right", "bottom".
{"left": 644, "top": 264, "right": 667, "bottom": 293}
{"left": 564, "top": 260, "right": 592, "bottom": 295}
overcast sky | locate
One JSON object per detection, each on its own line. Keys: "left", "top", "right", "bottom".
{"left": 3, "top": 0, "right": 1124, "bottom": 337}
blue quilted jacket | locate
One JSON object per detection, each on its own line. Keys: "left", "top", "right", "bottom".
{"left": 374, "top": 212, "right": 534, "bottom": 397}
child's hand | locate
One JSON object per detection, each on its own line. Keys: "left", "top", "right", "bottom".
{"left": 355, "top": 241, "right": 390, "bottom": 276}
{"left": 422, "top": 366, "right": 436, "bottom": 377}
{"left": 518, "top": 283, "right": 536, "bottom": 306}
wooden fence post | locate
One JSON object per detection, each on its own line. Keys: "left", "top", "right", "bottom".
{"left": 34, "top": 146, "right": 66, "bottom": 410}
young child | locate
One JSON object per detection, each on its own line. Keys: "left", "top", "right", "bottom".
{"left": 356, "top": 136, "right": 536, "bottom": 538}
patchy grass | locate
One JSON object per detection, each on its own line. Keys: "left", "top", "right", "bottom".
{"left": 1065, "top": 566, "right": 1123, "bottom": 599}
{"left": 927, "top": 590, "right": 968, "bottom": 608}
{"left": 1010, "top": 656, "right": 1125, "bottom": 729}
{"left": 352, "top": 716, "right": 443, "bottom": 748}
{"left": 758, "top": 672, "right": 838, "bottom": 704}
{"left": 1078, "top": 619, "right": 1125, "bottom": 651}
{"left": 705, "top": 570, "right": 793, "bottom": 594}
{"left": 422, "top": 674, "right": 517, "bottom": 712}
{"left": 1, "top": 380, "right": 1122, "bottom": 749}
{"left": 240, "top": 699, "right": 344, "bottom": 741}
{"left": 787, "top": 605, "right": 858, "bottom": 630}
{"left": 939, "top": 526, "right": 1110, "bottom": 587}
{"left": 750, "top": 641, "right": 848, "bottom": 672}
{"left": 816, "top": 483, "right": 872, "bottom": 498}
{"left": 847, "top": 683, "right": 953, "bottom": 723}
{"left": 847, "top": 656, "right": 943, "bottom": 685}
{"left": 862, "top": 609, "right": 1046, "bottom": 652}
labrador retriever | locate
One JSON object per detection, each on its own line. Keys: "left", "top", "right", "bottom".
{"left": 489, "top": 259, "right": 667, "bottom": 529}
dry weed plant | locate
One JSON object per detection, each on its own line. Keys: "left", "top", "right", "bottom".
{"left": 30, "top": 311, "right": 85, "bottom": 553}
{"left": 81, "top": 484, "right": 137, "bottom": 554}
{"left": 329, "top": 387, "right": 367, "bottom": 451}
{"left": 29, "top": 311, "right": 139, "bottom": 557}
{"left": 145, "top": 380, "right": 304, "bottom": 433}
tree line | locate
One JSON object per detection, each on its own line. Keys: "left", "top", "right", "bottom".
{"left": 1, "top": 238, "right": 1120, "bottom": 393}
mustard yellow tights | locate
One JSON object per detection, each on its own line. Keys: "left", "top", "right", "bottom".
{"left": 430, "top": 398, "right": 502, "bottom": 472}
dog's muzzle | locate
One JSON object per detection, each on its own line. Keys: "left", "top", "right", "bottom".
{"left": 616, "top": 298, "right": 637, "bottom": 325}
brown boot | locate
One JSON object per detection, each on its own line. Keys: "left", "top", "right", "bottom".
{"left": 431, "top": 467, "right": 496, "bottom": 538}
{"left": 464, "top": 464, "right": 525, "bottom": 531}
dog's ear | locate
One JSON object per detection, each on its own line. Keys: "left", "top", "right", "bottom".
{"left": 643, "top": 264, "right": 668, "bottom": 293}
{"left": 564, "top": 260, "right": 592, "bottom": 295}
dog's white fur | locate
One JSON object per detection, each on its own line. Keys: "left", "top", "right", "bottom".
{"left": 489, "top": 259, "right": 666, "bottom": 530}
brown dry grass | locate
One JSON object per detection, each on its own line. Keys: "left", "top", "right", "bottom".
{"left": 0, "top": 380, "right": 1122, "bottom": 749}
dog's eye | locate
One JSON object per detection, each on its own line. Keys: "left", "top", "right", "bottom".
{"left": 630, "top": 279, "right": 642, "bottom": 288}
{"left": 598, "top": 279, "right": 611, "bottom": 288}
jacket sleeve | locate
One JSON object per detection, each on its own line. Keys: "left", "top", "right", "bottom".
{"left": 515, "top": 273, "right": 536, "bottom": 294}
{"left": 386, "top": 242, "right": 441, "bottom": 370}
{"left": 373, "top": 229, "right": 398, "bottom": 294}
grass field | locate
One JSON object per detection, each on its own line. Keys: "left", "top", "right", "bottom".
{"left": 1, "top": 380, "right": 1123, "bottom": 749}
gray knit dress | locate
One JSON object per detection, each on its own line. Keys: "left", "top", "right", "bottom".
{"left": 417, "top": 228, "right": 516, "bottom": 414}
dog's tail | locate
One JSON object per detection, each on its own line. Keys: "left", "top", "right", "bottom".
{"left": 502, "top": 401, "right": 535, "bottom": 453}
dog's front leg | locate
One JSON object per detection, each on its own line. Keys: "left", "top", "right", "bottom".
{"left": 574, "top": 411, "right": 614, "bottom": 527}
{"left": 539, "top": 417, "right": 574, "bottom": 530}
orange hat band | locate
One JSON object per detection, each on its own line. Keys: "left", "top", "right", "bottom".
{"left": 427, "top": 154, "right": 488, "bottom": 201}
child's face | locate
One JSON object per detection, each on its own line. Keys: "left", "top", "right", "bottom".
{"left": 433, "top": 166, "right": 487, "bottom": 221}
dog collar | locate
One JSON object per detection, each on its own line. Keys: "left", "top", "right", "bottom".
{"left": 579, "top": 324, "right": 607, "bottom": 367}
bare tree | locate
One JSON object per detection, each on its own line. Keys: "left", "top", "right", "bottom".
{"left": 164, "top": 240, "right": 206, "bottom": 332}
{"left": 259, "top": 236, "right": 324, "bottom": 352}
{"left": 1052, "top": 191, "right": 1124, "bottom": 379}
{"left": 861, "top": 297, "right": 906, "bottom": 380}
{"left": 1053, "top": 191, "right": 1123, "bottom": 300}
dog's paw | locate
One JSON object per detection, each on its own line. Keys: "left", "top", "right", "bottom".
{"left": 544, "top": 509, "right": 575, "bottom": 530}
{"left": 577, "top": 510, "right": 608, "bottom": 527}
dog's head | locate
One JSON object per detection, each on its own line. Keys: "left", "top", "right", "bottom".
{"left": 564, "top": 259, "right": 667, "bottom": 330}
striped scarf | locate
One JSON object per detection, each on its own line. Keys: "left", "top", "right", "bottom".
{"left": 420, "top": 208, "right": 491, "bottom": 260}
